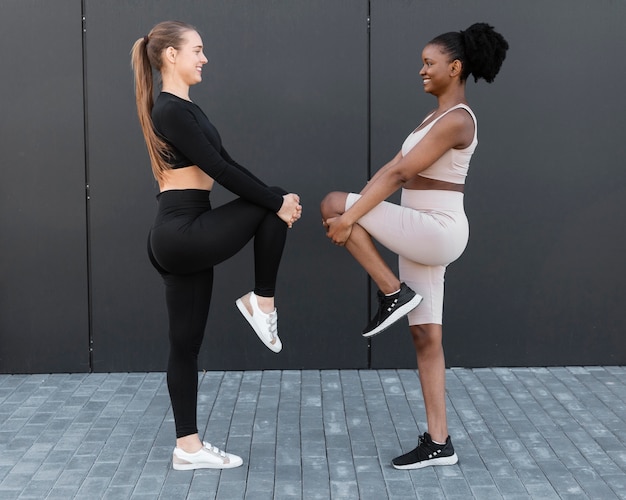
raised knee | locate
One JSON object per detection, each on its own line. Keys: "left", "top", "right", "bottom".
{"left": 320, "top": 191, "right": 346, "bottom": 219}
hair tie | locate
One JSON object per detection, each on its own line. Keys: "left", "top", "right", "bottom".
{"left": 143, "top": 35, "right": 149, "bottom": 45}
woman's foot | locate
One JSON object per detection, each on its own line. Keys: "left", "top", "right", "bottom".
{"left": 392, "top": 432, "right": 458, "bottom": 470}
{"left": 362, "top": 283, "right": 422, "bottom": 337}
{"left": 173, "top": 441, "right": 243, "bottom": 470}
{"left": 236, "top": 292, "right": 282, "bottom": 353}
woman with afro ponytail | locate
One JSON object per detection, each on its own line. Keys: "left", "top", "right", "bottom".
{"left": 321, "top": 23, "right": 508, "bottom": 469}
{"left": 431, "top": 22, "right": 508, "bottom": 83}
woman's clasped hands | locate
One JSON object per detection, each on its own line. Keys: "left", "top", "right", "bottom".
{"left": 278, "top": 193, "right": 302, "bottom": 228}
{"left": 322, "top": 216, "right": 353, "bottom": 246}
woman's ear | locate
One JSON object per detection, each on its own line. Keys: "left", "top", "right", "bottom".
{"left": 165, "top": 46, "right": 177, "bottom": 64}
{"left": 450, "top": 59, "right": 462, "bottom": 77}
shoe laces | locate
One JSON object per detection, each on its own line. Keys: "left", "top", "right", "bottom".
{"left": 417, "top": 434, "right": 426, "bottom": 447}
{"left": 377, "top": 291, "right": 399, "bottom": 314}
{"left": 417, "top": 433, "right": 443, "bottom": 454}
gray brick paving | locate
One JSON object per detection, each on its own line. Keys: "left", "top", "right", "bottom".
{"left": 0, "top": 368, "right": 624, "bottom": 499}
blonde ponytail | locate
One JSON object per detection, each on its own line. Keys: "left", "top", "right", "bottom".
{"left": 130, "top": 21, "right": 196, "bottom": 181}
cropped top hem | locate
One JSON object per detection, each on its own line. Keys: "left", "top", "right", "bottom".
{"left": 401, "top": 104, "right": 477, "bottom": 185}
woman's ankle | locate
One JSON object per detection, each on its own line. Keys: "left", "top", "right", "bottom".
{"left": 377, "top": 279, "right": 402, "bottom": 296}
{"left": 176, "top": 434, "right": 203, "bottom": 453}
{"left": 254, "top": 293, "right": 275, "bottom": 314}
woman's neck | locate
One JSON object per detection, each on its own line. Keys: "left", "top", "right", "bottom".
{"left": 161, "top": 77, "right": 191, "bottom": 101}
{"left": 435, "top": 87, "right": 467, "bottom": 111}
{"left": 161, "top": 88, "right": 191, "bottom": 101}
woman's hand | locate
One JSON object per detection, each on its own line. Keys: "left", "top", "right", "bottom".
{"left": 323, "top": 216, "right": 353, "bottom": 246}
{"left": 277, "top": 193, "right": 302, "bottom": 228}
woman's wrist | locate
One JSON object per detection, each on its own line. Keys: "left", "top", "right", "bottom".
{"left": 340, "top": 212, "right": 356, "bottom": 227}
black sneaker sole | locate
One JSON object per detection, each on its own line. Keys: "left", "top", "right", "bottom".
{"left": 392, "top": 452, "right": 458, "bottom": 470}
{"left": 361, "top": 293, "right": 422, "bottom": 338}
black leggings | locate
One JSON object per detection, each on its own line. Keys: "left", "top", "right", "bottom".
{"left": 147, "top": 188, "right": 287, "bottom": 438}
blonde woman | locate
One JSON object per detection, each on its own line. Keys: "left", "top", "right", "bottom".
{"left": 131, "top": 21, "right": 301, "bottom": 470}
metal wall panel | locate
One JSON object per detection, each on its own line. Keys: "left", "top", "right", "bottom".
{"left": 0, "top": 1, "right": 89, "bottom": 373}
{"left": 370, "top": 0, "right": 626, "bottom": 367}
{"left": 84, "top": 0, "right": 370, "bottom": 371}
{"left": 1, "top": 1, "right": 624, "bottom": 373}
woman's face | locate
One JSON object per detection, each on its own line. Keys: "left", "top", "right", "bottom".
{"left": 169, "top": 30, "right": 208, "bottom": 86}
{"left": 419, "top": 43, "right": 456, "bottom": 95}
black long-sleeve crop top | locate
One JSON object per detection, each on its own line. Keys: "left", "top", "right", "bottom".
{"left": 151, "top": 92, "right": 283, "bottom": 212}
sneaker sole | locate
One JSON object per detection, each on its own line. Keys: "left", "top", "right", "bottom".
{"left": 236, "top": 298, "right": 282, "bottom": 353}
{"left": 392, "top": 452, "right": 458, "bottom": 470}
{"left": 173, "top": 457, "right": 243, "bottom": 470}
{"left": 362, "top": 294, "right": 422, "bottom": 338}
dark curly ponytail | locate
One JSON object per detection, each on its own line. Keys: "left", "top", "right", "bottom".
{"left": 429, "top": 22, "right": 508, "bottom": 83}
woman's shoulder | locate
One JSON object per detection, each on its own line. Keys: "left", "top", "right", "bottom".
{"left": 425, "top": 106, "right": 476, "bottom": 147}
{"left": 449, "top": 104, "right": 476, "bottom": 123}
{"left": 156, "top": 92, "right": 192, "bottom": 110}
{"left": 432, "top": 107, "right": 471, "bottom": 126}
{"left": 437, "top": 105, "right": 476, "bottom": 130}
{"left": 153, "top": 93, "right": 198, "bottom": 123}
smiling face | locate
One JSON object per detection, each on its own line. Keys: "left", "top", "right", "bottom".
{"left": 419, "top": 43, "right": 458, "bottom": 95}
{"left": 169, "top": 30, "right": 208, "bottom": 86}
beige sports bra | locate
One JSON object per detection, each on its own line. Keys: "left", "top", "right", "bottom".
{"left": 401, "top": 104, "right": 477, "bottom": 184}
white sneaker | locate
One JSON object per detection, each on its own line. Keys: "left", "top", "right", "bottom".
{"left": 172, "top": 441, "right": 243, "bottom": 470}
{"left": 236, "top": 292, "right": 282, "bottom": 353}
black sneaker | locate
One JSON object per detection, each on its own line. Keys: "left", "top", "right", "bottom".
{"left": 361, "top": 283, "right": 422, "bottom": 338}
{"left": 392, "top": 432, "right": 458, "bottom": 470}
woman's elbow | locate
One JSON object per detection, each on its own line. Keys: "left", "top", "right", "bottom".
{"left": 390, "top": 168, "right": 411, "bottom": 185}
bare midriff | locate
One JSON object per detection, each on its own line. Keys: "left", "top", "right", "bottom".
{"left": 404, "top": 175, "right": 464, "bottom": 193}
{"left": 158, "top": 165, "right": 214, "bottom": 192}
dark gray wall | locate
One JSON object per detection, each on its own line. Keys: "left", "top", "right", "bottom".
{"left": 1, "top": 0, "right": 625, "bottom": 373}
{"left": 84, "top": 0, "right": 370, "bottom": 372}
{"left": 0, "top": 0, "right": 90, "bottom": 373}
{"left": 369, "top": 0, "right": 626, "bottom": 367}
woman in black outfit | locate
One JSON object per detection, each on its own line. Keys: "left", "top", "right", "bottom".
{"left": 131, "top": 20, "right": 302, "bottom": 470}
